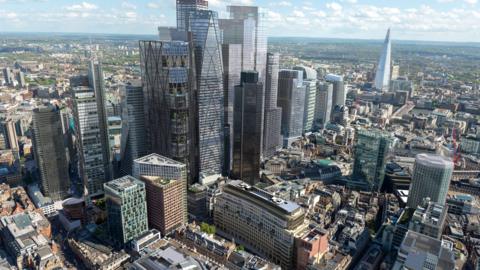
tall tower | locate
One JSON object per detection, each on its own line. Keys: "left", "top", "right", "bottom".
{"left": 352, "top": 129, "right": 394, "bottom": 191}
{"left": 232, "top": 71, "right": 264, "bottom": 185}
{"left": 325, "top": 74, "right": 345, "bottom": 108}
{"left": 293, "top": 66, "right": 317, "bottom": 132}
{"left": 407, "top": 154, "right": 453, "bottom": 209}
{"left": 263, "top": 53, "right": 282, "bottom": 158}
{"left": 277, "top": 70, "right": 305, "bottom": 146}
{"left": 176, "top": 0, "right": 208, "bottom": 32}
{"left": 72, "top": 61, "right": 111, "bottom": 199}
{"left": 188, "top": 9, "right": 224, "bottom": 181}
{"left": 119, "top": 81, "right": 147, "bottom": 176}
{"left": 32, "top": 105, "right": 70, "bottom": 201}
{"left": 374, "top": 29, "right": 392, "bottom": 92}
{"left": 139, "top": 40, "right": 195, "bottom": 184}
{"left": 315, "top": 82, "right": 333, "bottom": 129}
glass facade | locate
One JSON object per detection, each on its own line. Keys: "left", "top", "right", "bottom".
{"left": 263, "top": 53, "right": 282, "bottom": 158}
{"left": 105, "top": 175, "right": 148, "bottom": 246}
{"left": 315, "top": 82, "right": 333, "bottom": 129}
{"left": 189, "top": 10, "right": 224, "bottom": 179}
{"left": 176, "top": 0, "right": 208, "bottom": 32}
{"left": 352, "top": 129, "right": 394, "bottom": 191}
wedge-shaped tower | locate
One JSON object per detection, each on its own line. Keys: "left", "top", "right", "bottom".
{"left": 374, "top": 29, "right": 391, "bottom": 92}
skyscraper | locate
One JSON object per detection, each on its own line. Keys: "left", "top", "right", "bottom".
{"left": 407, "top": 154, "right": 453, "bottom": 209}
{"left": 294, "top": 66, "right": 317, "bottom": 132}
{"left": 374, "top": 29, "right": 392, "bottom": 92}
{"left": 277, "top": 69, "right": 306, "bottom": 146}
{"left": 139, "top": 40, "right": 195, "bottom": 184}
{"left": 32, "top": 105, "right": 70, "bottom": 201}
{"left": 315, "top": 82, "right": 333, "bottom": 129}
{"left": 104, "top": 175, "right": 148, "bottom": 246}
{"left": 262, "top": 53, "right": 282, "bottom": 158}
{"left": 120, "top": 81, "right": 147, "bottom": 176}
{"left": 72, "top": 61, "right": 111, "bottom": 199}
{"left": 176, "top": 0, "right": 208, "bottom": 32}
{"left": 325, "top": 74, "right": 345, "bottom": 108}
{"left": 352, "top": 129, "right": 394, "bottom": 191}
{"left": 133, "top": 154, "right": 187, "bottom": 236}
{"left": 222, "top": 5, "right": 267, "bottom": 83}
{"left": 222, "top": 44, "right": 242, "bottom": 175}
{"left": 188, "top": 9, "right": 224, "bottom": 181}
{"left": 232, "top": 71, "right": 264, "bottom": 185}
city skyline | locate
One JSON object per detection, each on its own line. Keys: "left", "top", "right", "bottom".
{"left": 0, "top": 0, "right": 479, "bottom": 42}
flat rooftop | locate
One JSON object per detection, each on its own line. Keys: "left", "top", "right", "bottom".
{"left": 134, "top": 153, "right": 186, "bottom": 168}
{"left": 105, "top": 175, "right": 143, "bottom": 192}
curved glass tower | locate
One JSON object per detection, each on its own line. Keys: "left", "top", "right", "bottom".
{"left": 374, "top": 28, "right": 392, "bottom": 92}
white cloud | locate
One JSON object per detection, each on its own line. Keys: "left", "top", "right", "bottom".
{"left": 293, "top": 10, "right": 305, "bottom": 17}
{"left": 147, "top": 2, "right": 160, "bottom": 9}
{"left": 465, "top": 0, "right": 478, "bottom": 4}
{"left": 121, "top": 2, "right": 137, "bottom": 10}
{"left": 66, "top": 2, "right": 98, "bottom": 11}
{"left": 326, "top": 2, "right": 343, "bottom": 12}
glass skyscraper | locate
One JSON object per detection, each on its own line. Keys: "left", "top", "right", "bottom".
{"left": 294, "top": 66, "right": 317, "bottom": 132}
{"left": 352, "top": 129, "right": 395, "bottom": 191}
{"left": 176, "top": 0, "right": 208, "bottom": 32}
{"left": 232, "top": 71, "right": 264, "bottom": 185}
{"left": 315, "top": 82, "right": 333, "bottom": 130}
{"left": 188, "top": 9, "right": 224, "bottom": 180}
{"left": 374, "top": 29, "right": 392, "bottom": 92}
{"left": 277, "top": 69, "right": 306, "bottom": 146}
{"left": 263, "top": 53, "right": 282, "bottom": 158}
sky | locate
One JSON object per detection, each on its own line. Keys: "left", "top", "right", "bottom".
{"left": 0, "top": 0, "right": 479, "bottom": 42}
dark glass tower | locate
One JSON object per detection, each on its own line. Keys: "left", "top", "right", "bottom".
{"left": 262, "top": 53, "right": 282, "bottom": 158}
{"left": 232, "top": 71, "right": 264, "bottom": 185}
{"left": 176, "top": 0, "right": 208, "bottom": 32}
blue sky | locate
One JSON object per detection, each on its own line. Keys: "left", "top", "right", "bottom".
{"left": 0, "top": 0, "right": 479, "bottom": 42}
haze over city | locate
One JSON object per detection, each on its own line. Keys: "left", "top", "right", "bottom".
{"left": 0, "top": 0, "right": 480, "bottom": 42}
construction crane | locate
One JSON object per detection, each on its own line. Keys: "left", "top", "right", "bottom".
{"left": 452, "top": 128, "right": 462, "bottom": 166}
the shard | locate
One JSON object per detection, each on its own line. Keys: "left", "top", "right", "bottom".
{"left": 374, "top": 28, "right": 391, "bottom": 92}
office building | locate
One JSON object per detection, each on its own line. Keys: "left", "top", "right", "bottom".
{"left": 214, "top": 180, "right": 306, "bottom": 269}
{"left": 315, "top": 82, "right": 333, "bottom": 129}
{"left": 294, "top": 66, "right": 317, "bottom": 132}
{"left": 139, "top": 40, "right": 195, "bottom": 183}
{"left": 325, "top": 74, "right": 345, "bottom": 108}
{"left": 263, "top": 53, "right": 282, "bottom": 158}
{"left": 409, "top": 198, "right": 447, "bottom": 239}
{"left": 393, "top": 230, "right": 455, "bottom": 270}
{"left": 32, "top": 105, "right": 70, "bottom": 201}
{"left": 119, "top": 82, "right": 147, "bottom": 176}
{"left": 220, "top": 5, "right": 267, "bottom": 83}
{"left": 232, "top": 71, "right": 264, "bottom": 185}
{"left": 222, "top": 44, "right": 242, "bottom": 175}
{"left": 0, "top": 119, "right": 19, "bottom": 154}
{"left": 277, "top": 69, "right": 306, "bottom": 146}
{"left": 71, "top": 61, "right": 112, "bottom": 199}
{"left": 352, "top": 129, "right": 394, "bottom": 191}
{"left": 104, "top": 176, "right": 148, "bottom": 246}
{"left": 176, "top": 0, "right": 208, "bottom": 32}
{"left": 188, "top": 9, "right": 224, "bottom": 181}
{"left": 407, "top": 154, "right": 453, "bottom": 209}
{"left": 374, "top": 29, "right": 392, "bottom": 92}
{"left": 133, "top": 154, "right": 187, "bottom": 236}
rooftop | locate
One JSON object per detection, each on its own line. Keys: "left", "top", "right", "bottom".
{"left": 415, "top": 153, "right": 454, "bottom": 169}
{"left": 104, "top": 175, "right": 144, "bottom": 193}
{"left": 134, "top": 153, "right": 186, "bottom": 168}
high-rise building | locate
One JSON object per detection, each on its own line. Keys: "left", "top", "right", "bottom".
{"left": 352, "top": 129, "right": 394, "bottom": 191}
{"left": 120, "top": 82, "right": 147, "bottom": 176}
{"left": 188, "top": 9, "right": 224, "bottom": 181}
{"left": 88, "top": 60, "right": 112, "bottom": 182}
{"left": 72, "top": 61, "right": 112, "bottom": 199}
{"left": 407, "top": 154, "right": 453, "bottom": 209}
{"left": 133, "top": 154, "right": 187, "bottom": 236}
{"left": 0, "top": 119, "right": 19, "bottom": 154}
{"left": 32, "top": 105, "right": 70, "bottom": 201}
{"left": 176, "top": 0, "right": 208, "bottom": 32}
{"left": 223, "top": 5, "right": 267, "bottom": 83}
{"left": 104, "top": 175, "right": 148, "bottom": 246}
{"left": 214, "top": 180, "right": 306, "bottom": 269}
{"left": 277, "top": 70, "right": 306, "bottom": 146}
{"left": 139, "top": 40, "right": 195, "bottom": 184}
{"left": 262, "top": 53, "right": 282, "bottom": 158}
{"left": 232, "top": 71, "right": 264, "bottom": 185}
{"left": 409, "top": 197, "right": 447, "bottom": 239}
{"left": 374, "top": 29, "right": 392, "bottom": 92}
{"left": 315, "top": 82, "right": 333, "bottom": 129}
{"left": 294, "top": 66, "right": 317, "bottom": 132}
{"left": 325, "top": 74, "right": 345, "bottom": 108}
{"left": 222, "top": 44, "right": 242, "bottom": 175}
